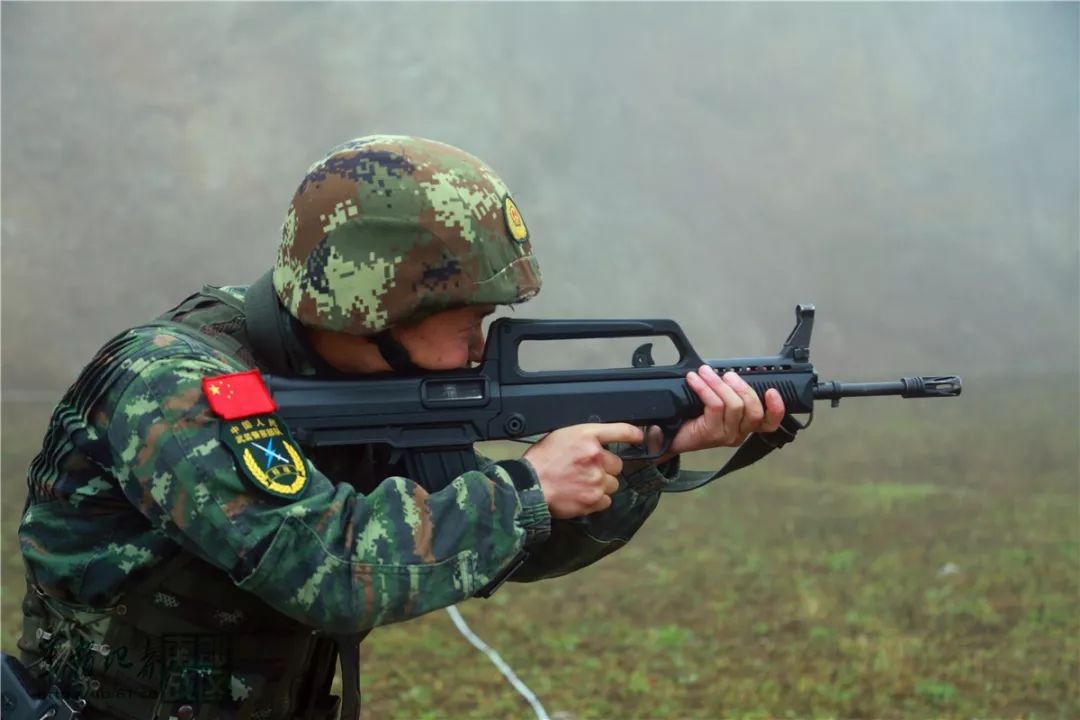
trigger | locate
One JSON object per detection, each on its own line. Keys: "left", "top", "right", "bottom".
{"left": 655, "top": 422, "right": 680, "bottom": 456}
{"left": 632, "top": 343, "right": 655, "bottom": 368}
{"left": 620, "top": 422, "right": 679, "bottom": 462}
{"left": 627, "top": 424, "right": 651, "bottom": 457}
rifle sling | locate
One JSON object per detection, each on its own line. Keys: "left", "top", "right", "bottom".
{"left": 660, "top": 414, "right": 803, "bottom": 493}
{"left": 334, "top": 631, "right": 369, "bottom": 720}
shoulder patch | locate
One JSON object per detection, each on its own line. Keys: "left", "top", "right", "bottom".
{"left": 203, "top": 370, "right": 277, "bottom": 420}
{"left": 221, "top": 416, "right": 308, "bottom": 499}
{"left": 504, "top": 195, "right": 529, "bottom": 243}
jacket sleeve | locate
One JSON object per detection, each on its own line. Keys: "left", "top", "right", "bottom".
{"left": 475, "top": 449, "right": 680, "bottom": 583}
{"left": 105, "top": 349, "right": 551, "bottom": 634}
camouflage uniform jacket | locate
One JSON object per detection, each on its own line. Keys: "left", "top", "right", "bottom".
{"left": 18, "top": 285, "right": 679, "bottom": 694}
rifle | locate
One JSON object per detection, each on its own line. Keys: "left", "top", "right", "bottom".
{"left": 264, "top": 304, "right": 961, "bottom": 494}
{"left": 0, "top": 652, "right": 84, "bottom": 720}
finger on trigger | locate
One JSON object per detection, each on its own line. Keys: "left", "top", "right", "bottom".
{"left": 593, "top": 422, "right": 645, "bottom": 446}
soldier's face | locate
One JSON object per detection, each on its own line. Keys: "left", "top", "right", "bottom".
{"left": 394, "top": 305, "right": 496, "bottom": 370}
{"left": 307, "top": 306, "right": 496, "bottom": 374}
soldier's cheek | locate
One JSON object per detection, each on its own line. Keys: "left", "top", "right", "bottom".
{"left": 441, "top": 343, "right": 473, "bottom": 370}
{"left": 412, "top": 342, "right": 471, "bottom": 371}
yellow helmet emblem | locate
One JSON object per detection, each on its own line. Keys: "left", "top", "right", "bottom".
{"left": 504, "top": 196, "right": 529, "bottom": 243}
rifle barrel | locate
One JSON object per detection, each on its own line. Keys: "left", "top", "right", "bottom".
{"left": 814, "top": 375, "right": 962, "bottom": 401}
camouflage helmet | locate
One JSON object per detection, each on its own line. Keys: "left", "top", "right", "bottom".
{"left": 273, "top": 135, "right": 542, "bottom": 335}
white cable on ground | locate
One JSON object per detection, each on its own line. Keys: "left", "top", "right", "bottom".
{"left": 445, "top": 605, "right": 551, "bottom": 720}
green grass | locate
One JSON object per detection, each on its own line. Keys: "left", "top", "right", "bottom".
{"left": 3, "top": 374, "right": 1077, "bottom": 718}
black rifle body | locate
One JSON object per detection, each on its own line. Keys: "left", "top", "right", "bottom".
{"left": 266, "top": 305, "right": 960, "bottom": 492}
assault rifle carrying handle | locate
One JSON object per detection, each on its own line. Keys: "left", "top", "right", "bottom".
{"left": 266, "top": 304, "right": 962, "bottom": 489}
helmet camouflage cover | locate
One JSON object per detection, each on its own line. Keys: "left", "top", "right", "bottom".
{"left": 273, "top": 135, "right": 542, "bottom": 335}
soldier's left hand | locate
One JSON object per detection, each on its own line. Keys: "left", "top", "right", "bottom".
{"left": 659, "top": 366, "right": 785, "bottom": 458}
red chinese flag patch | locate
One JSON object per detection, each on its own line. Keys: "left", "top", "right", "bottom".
{"left": 202, "top": 370, "right": 278, "bottom": 420}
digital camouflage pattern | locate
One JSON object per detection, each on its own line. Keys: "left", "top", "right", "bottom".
{"left": 19, "top": 283, "right": 676, "bottom": 681}
{"left": 274, "top": 135, "right": 542, "bottom": 335}
{"left": 21, "top": 321, "right": 550, "bottom": 629}
{"left": 18, "top": 283, "right": 679, "bottom": 714}
{"left": 18, "top": 133, "right": 678, "bottom": 712}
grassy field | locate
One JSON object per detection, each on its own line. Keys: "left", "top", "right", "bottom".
{"left": 2, "top": 374, "right": 1077, "bottom": 719}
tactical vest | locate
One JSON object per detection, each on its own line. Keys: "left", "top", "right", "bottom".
{"left": 20, "top": 285, "right": 362, "bottom": 720}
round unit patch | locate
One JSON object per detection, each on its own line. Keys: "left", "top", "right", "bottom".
{"left": 504, "top": 196, "right": 529, "bottom": 243}
{"left": 221, "top": 415, "right": 308, "bottom": 499}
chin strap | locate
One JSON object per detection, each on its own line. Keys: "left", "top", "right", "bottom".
{"left": 372, "top": 329, "right": 424, "bottom": 374}
{"left": 244, "top": 271, "right": 294, "bottom": 373}
{"left": 248, "top": 269, "right": 423, "bottom": 376}
{"left": 243, "top": 271, "right": 354, "bottom": 377}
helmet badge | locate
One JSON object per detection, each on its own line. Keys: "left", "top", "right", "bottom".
{"left": 503, "top": 196, "right": 529, "bottom": 244}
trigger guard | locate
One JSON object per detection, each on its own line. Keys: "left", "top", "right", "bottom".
{"left": 617, "top": 423, "right": 679, "bottom": 462}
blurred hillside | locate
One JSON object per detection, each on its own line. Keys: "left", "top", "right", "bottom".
{"left": 2, "top": 3, "right": 1077, "bottom": 394}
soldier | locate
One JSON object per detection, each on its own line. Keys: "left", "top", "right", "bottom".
{"left": 16, "top": 136, "right": 785, "bottom": 718}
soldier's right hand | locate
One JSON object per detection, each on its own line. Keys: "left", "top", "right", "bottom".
{"left": 523, "top": 423, "right": 645, "bottom": 519}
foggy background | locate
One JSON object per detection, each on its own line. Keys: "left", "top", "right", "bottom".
{"left": 2, "top": 5, "right": 1078, "bottom": 716}
{"left": 2, "top": 2, "right": 1077, "bottom": 398}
